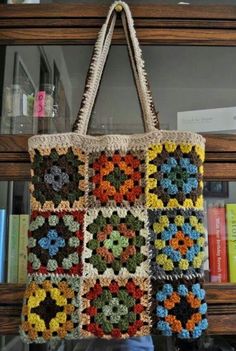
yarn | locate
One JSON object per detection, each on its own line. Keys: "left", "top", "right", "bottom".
{"left": 20, "top": 0, "right": 207, "bottom": 345}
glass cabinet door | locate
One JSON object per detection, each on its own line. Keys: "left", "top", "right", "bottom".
{"left": 1, "top": 45, "right": 236, "bottom": 135}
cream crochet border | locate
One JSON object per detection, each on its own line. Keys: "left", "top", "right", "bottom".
{"left": 28, "top": 130, "right": 205, "bottom": 153}
{"left": 73, "top": 1, "right": 159, "bottom": 134}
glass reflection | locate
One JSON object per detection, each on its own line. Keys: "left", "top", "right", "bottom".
{"left": 1, "top": 45, "right": 236, "bottom": 135}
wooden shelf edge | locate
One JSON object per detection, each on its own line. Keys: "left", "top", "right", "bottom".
{"left": 1, "top": 4, "right": 236, "bottom": 20}
{"left": 1, "top": 134, "right": 236, "bottom": 180}
{"left": 0, "top": 283, "right": 236, "bottom": 335}
{"left": 0, "top": 134, "right": 30, "bottom": 153}
{"left": 1, "top": 133, "right": 236, "bottom": 153}
{"left": 0, "top": 282, "right": 235, "bottom": 305}
{"left": 1, "top": 5, "right": 236, "bottom": 45}
{"left": 3, "top": 27, "right": 236, "bottom": 46}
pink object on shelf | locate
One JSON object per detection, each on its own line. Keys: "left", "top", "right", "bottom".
{"left": 34, "top": 91, "right": 46, "bottom": 117}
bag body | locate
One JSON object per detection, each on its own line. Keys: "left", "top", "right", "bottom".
{"left": 20, "top": 0, "right": 208, "bottom": 345}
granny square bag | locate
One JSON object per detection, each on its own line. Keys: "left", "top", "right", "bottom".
{"left": 20, "top": 1, "right": 208, "bottom": 347}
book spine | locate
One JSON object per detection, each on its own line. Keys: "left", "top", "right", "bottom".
{"left": 0, "top": 209, "right": 7, "bottom": 282}
{"left": 203, "top": 200, "right": 209, "bottom": 281}
{"left": 18, "top": 214, "right": 29, "bottom": 283}
{"left": 7, "top": 214, "right": 20, "bottom": 283}
{"left": 226, "top": 204, "right": 236, "bottom": 283}
{"left": 207, "top": 204, "right": 228, "bottom": 283}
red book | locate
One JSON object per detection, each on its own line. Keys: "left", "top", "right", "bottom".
{"left": 207, "top": 204, "right": 228, "bottom": 283}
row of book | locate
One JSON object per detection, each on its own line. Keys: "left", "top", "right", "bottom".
{"left": 207, "top": 202, "right": 236, "bottom": 283}
{"left": 0, "top": 210, "right": 29, "bottom": 283}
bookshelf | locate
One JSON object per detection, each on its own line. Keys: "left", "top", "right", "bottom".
{"left": 0, "top": 1, "right": 236, "bottom": 342}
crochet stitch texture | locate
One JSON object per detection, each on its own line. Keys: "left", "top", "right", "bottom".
{"left": 20, "top": 0, "right": 208, "bottom": 345}
{"left": 20, "top": 137, "right": 207, "bottom": 343}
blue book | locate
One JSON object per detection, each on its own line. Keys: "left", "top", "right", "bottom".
{"left": 0, "top": 209, "right": 6, "bottom": 282}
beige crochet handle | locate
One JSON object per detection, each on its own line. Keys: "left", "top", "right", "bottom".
{"left": 72, "top": 1, "right": 160, "bottom": 135}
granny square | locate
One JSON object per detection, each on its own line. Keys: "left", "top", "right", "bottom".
{"left": 28, "top": 210, "right": 84, "bottom": 275}
{"left": 29, "top": 146, "right": 87, "bottom": 211}
{"left": 20, "top": 275, "right": 80, "bottom": 343}
{"left": 146, "top": 143, "right": 204, "bottom": 209}
{"left": 151, "top": 277, "right": 208, "bottom": 339}
{"left": 80, "top": 277, "right": 151, "bottom": 338}
{"left": 148, "top": 209, "right": 206, "bottom": 277}
{"left": 83, "top": 208, "right": 149, "bottom": 277}
{"left": 88, "top": 150, "right": 145, "bottom": 207}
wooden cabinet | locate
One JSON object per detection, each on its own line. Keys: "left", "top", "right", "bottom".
{"left": 0, "top": 3, "right": 236, "bottom": 336}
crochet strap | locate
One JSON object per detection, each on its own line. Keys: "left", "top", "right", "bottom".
{"left": 72, "top": 1, "right": 159, "bottom": 135}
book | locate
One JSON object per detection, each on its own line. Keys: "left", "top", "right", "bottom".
{"left": 8, "top": 0, "right": 40, "bottom": 3}
{"left": 203, "top": 201, "right": 210, "bottom": 281}
{"left": 7, "top": 214, "right": 20, "bottom": 283}
{"left": 0, "top": 209, "right": 7, "bottom": 282}
{"left": 18, "top": 214, "right": 29, "bottom": 283}
{"left": 177, "top": 106, "right": 236, "bottom": 133}
{"left": 226, "top": 204, "right": 236, "bottom": 283}
{"left": 207, "top": 203, "right": 228, "bottom": 283}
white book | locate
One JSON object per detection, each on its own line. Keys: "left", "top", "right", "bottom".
{"left": 203, "top": 200, "right": 209, "bottom": 274}
{"left": 177, "top": 106, "right": 236, "bottom": 133}
{"left": 8, "top": 0, "right": 40, "bottom": 3}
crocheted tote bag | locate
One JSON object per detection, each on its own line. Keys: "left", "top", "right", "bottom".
{"left": 20, "top": 0, "right": 208, "bottom": 346}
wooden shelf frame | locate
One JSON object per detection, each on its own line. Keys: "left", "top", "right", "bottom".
{"left": 1, "top": 4, "right": 236, "bottom": 45}
{"left": 0, "top": 2, "right": 236, "bottom": 335}
{"left": 0, "top": 134, "right": 236, "bottom": 181}
{"left": 1, "top": 283, "right": 236, "bottom": 335}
